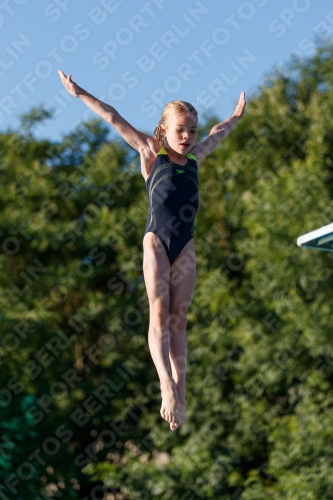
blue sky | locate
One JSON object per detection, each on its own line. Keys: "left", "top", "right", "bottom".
{"left": 1, "top": 0, "right": 332, "bottom": 142}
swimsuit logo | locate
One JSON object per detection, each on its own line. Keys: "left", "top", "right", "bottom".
{"left": 176, "top": 169, "right": 185, "bottom": 174}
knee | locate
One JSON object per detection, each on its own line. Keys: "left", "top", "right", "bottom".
{"left": 170, "top": 297, "right": 192, "bottom": 320}
{"left": 150, "top": 300, "right": 169, "bottom": 325}
{"left": 169, "top": 302, "right": 190, "bottom": 333}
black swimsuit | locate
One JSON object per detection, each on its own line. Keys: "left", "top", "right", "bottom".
{"left": 144, "top": 147, "right": 199, "bottom": 265}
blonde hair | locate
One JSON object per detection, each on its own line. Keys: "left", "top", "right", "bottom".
{"left": 153, "top": 100, "right": 198, "bottom": 146}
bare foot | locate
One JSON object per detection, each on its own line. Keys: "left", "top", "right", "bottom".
{"left": 160, "top": 382, "right": 183, "bottom": 431}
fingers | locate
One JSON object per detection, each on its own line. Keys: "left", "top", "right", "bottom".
{"left": 232, "top": 91, "right": 246, "bottom": 119}
{"left": 239, "top": 91, "right": 246, "bottom": 109}
{"left": 58, "top": 69, "right": 68, "bottom": 86}
{"left": 58, "top": 69, "right": 72, "bottom": 83}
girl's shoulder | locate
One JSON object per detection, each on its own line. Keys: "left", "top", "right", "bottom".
{"left": 146, "top": 137, "right": 161, "bottom": 157}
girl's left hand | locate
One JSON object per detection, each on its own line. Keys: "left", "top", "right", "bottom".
{"left": 233, "top": 91, "right": 246, "bottom": 119}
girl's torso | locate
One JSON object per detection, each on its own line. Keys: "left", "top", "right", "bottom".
{"left": 143, "top": 147, "right": 199, "bottom": 264}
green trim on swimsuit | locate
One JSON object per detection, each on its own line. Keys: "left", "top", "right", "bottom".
{"left": 186, "top": 153, "right": 197, "bottom": 160}
{"left": 157, "top": 147, "right": 197, "bottom": 162}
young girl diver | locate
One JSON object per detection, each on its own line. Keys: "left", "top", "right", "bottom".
{"left": 58, "top": 69, "right": 246, "bottom": 431}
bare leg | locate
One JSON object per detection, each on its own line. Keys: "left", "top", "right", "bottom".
{"left": 143, "top": 233, "right": 183, "bottom": 431}
{"left": 169, "top": 240, "right": 196, "bottom": 426}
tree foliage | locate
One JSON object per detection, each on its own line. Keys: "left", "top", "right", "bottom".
{"left": 1, "top": 42, "right": 333, "bottom": 499}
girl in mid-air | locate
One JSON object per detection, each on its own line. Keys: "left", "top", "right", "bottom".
{"left": 58, "top": 69, "right": 246, "bottom": 431}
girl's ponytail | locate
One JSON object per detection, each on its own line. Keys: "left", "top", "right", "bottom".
{"left": 153, "top": 120, "right": 164, "bottom": 146}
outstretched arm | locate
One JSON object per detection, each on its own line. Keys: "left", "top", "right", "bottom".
{"left": 191, "top": 92, "right": 246, "bottom": 163}
{"left": 58, "top": 70, "right": 157, "bottom": 153}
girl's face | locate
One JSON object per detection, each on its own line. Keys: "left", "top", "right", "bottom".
{"left": 162, "top": 112, "right": 197, "bottom": 155}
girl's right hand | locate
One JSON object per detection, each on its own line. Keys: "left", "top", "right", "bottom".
{"left": 58, "top": 70, "right": 80, "bottom": 97}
